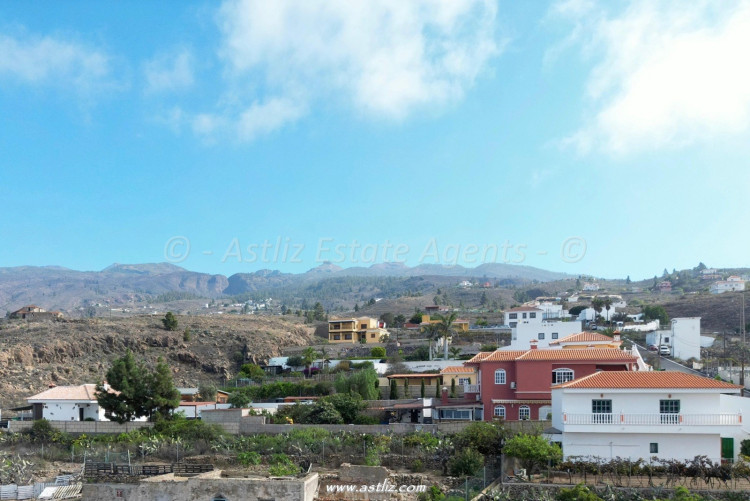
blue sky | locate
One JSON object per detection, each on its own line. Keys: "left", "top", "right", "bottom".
{"left": 1, "top": 0, "right": 749, "bottom": 280}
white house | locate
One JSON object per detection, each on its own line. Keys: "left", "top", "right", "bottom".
{"left": 710, "top": 277, "right": 746, "bottom": 294}
{"left": 583, "top": 283, "right": 600, "bottom": 291}
{"left": 550, "top": 371, "right": 745, "bottom": 462}
{"left": 504, "top": 306, "right": 542, "bottom": 328}
{"left": 647, "top": 317, "right": 701, "bottom": 361}
{"left": 578, "top": 306, "right": 618, "bottom": 323}
{"left": 27, "top": 384, "right": 128, "bottom": 422}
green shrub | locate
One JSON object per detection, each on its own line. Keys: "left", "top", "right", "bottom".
{"left": 411, "top": 459, "right": 425, "bottom": 472}
{"left": 153, "top": 416, "right": 226, "bottom": 442}
{"left": 268, "top": 453, "right": 300, "bottom": 476}
{"left": 448, "top": 447, "right": 484, "bottom": 477}
{"left": 237, "top": 451, "right": 261, "bottom": 466}
{"left": 370, "top": 347, "right": 386, "bottom": 358}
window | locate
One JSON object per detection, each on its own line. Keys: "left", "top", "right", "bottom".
{"left": 440, "top": 409, "right": 471, "bottom": 420}
{"left": 664, "top": 337, "right": 669, "bottom": 343}
{"left": 510, "top": 322, "right": 517, "bottom": 328}
{"left": 522, "top": 313, "right": 527, "bottom": 319}
{"left": 551, "top": 332, "right": 559, "bottom": 339}
{"left": 660, "top": 399, "right": 680, "bottom": 424}
{"left": 650, "top": 443, "right": 659, "bottom": 454}
{"left": 530, "top": 312, "right": 536, "bottom": 318}
{"left": 509, "top": 313, "right": 517, "bottom": 319}
{"left": 370, "top": 333, "right": 375, "bottom": 338}
{"left": 458, "top": 377, "right": 471, "bottom": 386}
{"left": 538, "top": 333, "right": 545, "bottom": 340}
{"left": 333, "top": 335, "right": 340, "bottom": 340}
{"left": 552, "top": 368, "right": 575, "bottom": 384}
{"left": 344, "top": 334, "right": 352, "bottom": 340}
{"left": 519, "top": 405, "right": 530, "bottom": 420}
{"left": 494, "top": 405, "right": 506, "bottom": 418}
{"left": 591, "top": 399, "right": 612, "bottom": 423}
{"left": 495, "top": 369, "right": 506, "bottom": 385}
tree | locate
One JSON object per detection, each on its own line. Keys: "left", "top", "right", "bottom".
{"left": 324, "top": 393, "right": 367, "bottom": 423}
{"left": 590, "top": 298, "right": 604, "bottom": 323}
{"left": 449, "top": 346, "right": 462, "bottom": 359}
{"left": 393, "top": 314, "right": 406, "bottom": 327}
{"left": 389, "top": 379, "right": 398, "bottom": 399}
{"left": 602, "top": 297, "right": 613, "bottom": 323}
{"left": 403, "top": 378, "right": 409, "bottom": 397}
{"left": 450, "top": 378, "right": 456, "bottom": 398}
{"left": 239, "top": 363, "right": 266, "bottom": 381}
{"left": 434, "top": 312, "right": 458, "bottom": 360}
{"left": 454, "top": 422, "right": 508, "bottom": 456}
{"left": 354, "top": 303, "right": 360, "bottom": 312}
{"left": 198, "top": 383, "right": 218, "bottom": 402}
{"left": 97, "top": 350, "right": 149, "bottom": 423}
{"left": 480, "top": 291, "right": 488, "bottom": 306}
{"left": 379, "top": 312, "right": 395, "bottom": 327}
{"left": 642, "top": 305, "right": 669, "bottom": 326}
{"left": 182, "top": 327, "right": 191, "bottom": 341}
{"left": 448, "top": 447, "right": 484, "bottom": 476}
{"left": 370, "top": 346, "right": 386, "bottom": 358}
{"left": 301, "top": 347, "right": 318, "bottom": 376}
{"left": 162, "top": 312, "right": 178, "bottom": 331}
{"left": 312, "top": 302, "right": 326, "bottom": 321}
{"left": 286, "top": 355, "right": 303, "bottom": 368}
{"left": 503, "top": 434, "right": 562, "bottom": 474}
{"left": 334, "top": 369, "right": 379, "bottom": 400}
{"left": 420, "top": 379, "right": 425, "bottom": 398}
{"left": 625, "top": 275, "right": 631, "bottom": 284}
{"left": 147, "top": 357, "right": 181, "bottom": 420}
{"left": 409, "top": 312, "right": 423, "bottom": 324}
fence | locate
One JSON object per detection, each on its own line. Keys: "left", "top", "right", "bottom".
{"left": 0, "top": 475, "right": 75, "bottom": 500}
{"left": 83, "top": 462, "right": 213, "bottom": 478}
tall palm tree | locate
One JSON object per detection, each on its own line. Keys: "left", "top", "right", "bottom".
{"left": 422, "top": 323, "right": 442, "bottom": 360}
{"left": 591, "top": 298, "right": 604, "bottom": 325}
{"left": 603, "top": 297, "right": 614, "bottom": 324}
{"left": 301, "top": 347, "right": 318, "bottom": 378}
{"left": 434, "top": 312, "right": 458, "bottom": 360}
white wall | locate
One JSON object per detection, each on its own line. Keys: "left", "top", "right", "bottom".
{"left": 38, "top": 401, "right": 101, "bottom": 421}
{"left": 559, "top": 389, "right": 722, "bottom": 416}
{"left": 672, "top": 318, "right": 701, "bottom": 361}
{"left": 511, "top": 320, "right": 582, "bottom": 349}
{"left": 562, "top": 432, "right": 720, "bottom": 462}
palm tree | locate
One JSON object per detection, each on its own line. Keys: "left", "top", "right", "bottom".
{"left": 301, "top": 347, "right": 318, "bottom": 378}
{"left": 591, "top": 298, "right": 604, "bottom": 325}
{"left": 422, "top": 323, "right": 442, "bottom": 360}
{"left": 603, "top": 297, "right": 614, "bottom": 324}
{"left": 434, "top": 312, "right": 458, "bottom": 360}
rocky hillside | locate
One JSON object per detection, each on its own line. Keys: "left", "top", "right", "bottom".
{"left": 0, "top": 314, "right": 312, "bottom": 407}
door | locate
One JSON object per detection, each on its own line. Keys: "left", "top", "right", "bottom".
{"left": 721, "top": 437, "right": 734, "bottom": 462}
{"left": 79, "top": 407, "right": 84, "bottom": 421}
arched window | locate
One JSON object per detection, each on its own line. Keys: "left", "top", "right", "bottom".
{"left": 538, "top": 405, "right": 552, "bottom": 421}
{"left": 494, "top": 405, "right": 506, "bottom": 419}
{"left": 494, "top": 369, "right": 506, "bottom": 385}
{"left": 552, "top": 368, "right": 574, "bottom": 384}
{"left": 519, "top": 405, "right": 531, "bottom": 420}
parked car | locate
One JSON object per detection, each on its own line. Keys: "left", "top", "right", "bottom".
{"left": 648, "top": 344, "right": 658, "bottom": 351}
{"left": 659, "top": 345, "right": 671, "bottom": 356}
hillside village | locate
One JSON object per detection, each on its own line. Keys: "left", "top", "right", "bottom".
{"left": 1, "top": 266, "right": 750, "bottom": 500}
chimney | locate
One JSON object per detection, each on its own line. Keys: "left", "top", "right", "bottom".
{"left": 613, "top": 331, "right": 621, "bottom": 342}
{"left": 441, "top": 386, "right": 449, "bottom": 404}
{"left": 530, "top": 339, "right": 538, "bottom": 350}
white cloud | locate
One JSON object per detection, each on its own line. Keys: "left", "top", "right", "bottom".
{"left": 0, "top": 31, "right": 111, "bottom": 93}
{"left": 144, "top": 49, "right": 194, "bottom": 94}
{"left": 553, "top": 0, "right": 750, "bottom": 154}
{"left": 186, "top": 0, "right": 500, "bottom": 141}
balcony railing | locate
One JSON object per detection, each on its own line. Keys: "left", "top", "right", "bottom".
{"left": 562, "top": 413, "right": 742, "bottom": 426}
{"left": 463, "top": 384, "right": 480, "bottom": 394}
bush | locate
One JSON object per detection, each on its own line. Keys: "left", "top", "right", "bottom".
{"left": 448, "top": 447, "right": 484, "bottom": 476}
{"left": 183, "top": 328, "right": 191, "bottom": 341}
{"left": 411, "top": 459, "right": 425, "bottom": 472}
{"left": 557, "top": 484, "right": 602, "bottom": 501}
{"left": 286, "top": 355, "right": 304, "bottom": 368}
{"left": 480, "top": 344, "right": 498, "bottom": 351}
{"left": 153, "top": 416, "right": 226, "bottom": 442}
{"left": 741, "top": 439, "right": 750, "bottom": 457}
{"left": 504, "top": 434, "right": 562, "bottom": 474}
{"left": 370, "top": 347, "right": 386, "bottom": 358}
{"left": 162, "top": 312, "right": 178, "bottom": 331}
{"left": 237, "top": 451, "right": 261, "bottom": 466}
{"left": 454, "top": 422, "right": 507, "bottom": 456}
{"left": 268, "top": 453, "right": 300, "bottom": 476}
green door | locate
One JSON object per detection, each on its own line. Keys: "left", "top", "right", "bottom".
{"left": 721, "top": 437, "right": 734, "bottom": 461}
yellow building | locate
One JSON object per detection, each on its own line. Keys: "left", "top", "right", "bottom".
{"left": 439, "top": 366, "right": 476, "bottom": 387}
{"left": 421, "top": 314, "right": 470, "bottom": 332}
{"left": 328, "top": 316, "right": 388, "bottom": 344}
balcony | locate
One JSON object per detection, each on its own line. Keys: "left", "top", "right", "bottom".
{"left": 463, "top": 384, "right": 480, "bottom": 394}
{"left": 562, "top": 413, "right": 742, "bottom": 426}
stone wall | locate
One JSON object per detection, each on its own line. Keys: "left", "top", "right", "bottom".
{"left": 82, "top": 471, "right": 319, "bottom": 501}
{"left": 7, "top": 420, "right": 153, "bottom": 434}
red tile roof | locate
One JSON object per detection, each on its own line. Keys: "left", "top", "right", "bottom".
{"left": 466, "top": 348, "right": 635, "bottom": 363}
{"left": 440, "top": 366, "right": 474, "bottom": 374}
{"left": 28, "top": 384, "right": 105, "bottom": 401}
{"left": 549, "top": 332, "right": 618, "bottom": 345}
{"left": 386, "top": 373, "right": 440, "bottom": 378}
{"left": 555, "top": 371, "right": 742, "bottom": 390}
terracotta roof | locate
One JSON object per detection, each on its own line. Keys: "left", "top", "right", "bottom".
{"left": 518, "top": 349, "right": 636, "bottom": 362}
{"left": 507, "top": 306, "right": 542, "bottom": 312}
{"left": 440, "top": 366, "right": 474, "bottom": 374}
{"left": 466, "top": 348, "right": 635, "bottom": 363}
{"left": 386, "top": 373, "right": 440, "bottom": 378}
{"left": 549, "top": 332, "right": 618, "bottom": 345}
{"left": 554, "top": 371, "right": 742, "bottom": 390}
{"left": 27, "top": 384, "right": 105, "bottom": 401}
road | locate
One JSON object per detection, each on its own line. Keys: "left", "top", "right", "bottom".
{"left": 627, "top": 339, "right": 704, "bottom": 375}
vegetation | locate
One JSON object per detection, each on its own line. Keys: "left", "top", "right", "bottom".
{"left": 370, "top": 346, "right": 386, "bottom": 358}
{"left": 504, "top": 433, "right": 562, "bottom": 474}
{"left": 162, "top": 311, "right": 178, "bottom": 331}
{"left": 96, "top": 351, "right": 180, "bottom": 423}
{"left": 448, "top": 447, "right": 484, "bottom": 476}
{"left": 334, "top": 368, "right": 379, "bottom": 400}
{"left": 643, "top": 304, "right": 670, "bottom": 326}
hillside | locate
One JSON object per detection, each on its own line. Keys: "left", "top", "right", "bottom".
{"left": 0, "top": 314, "right": 312, "bottom": 407}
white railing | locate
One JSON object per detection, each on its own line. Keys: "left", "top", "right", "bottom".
{"left": 562, "top": 413, "right": 742, "bottom": 426}
{"left": 464, "top": 384, "right": 480, "bottom": 394}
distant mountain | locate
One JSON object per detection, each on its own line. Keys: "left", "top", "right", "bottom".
{"left": 0, "top": 260, "right": 570, "bottom": 312}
